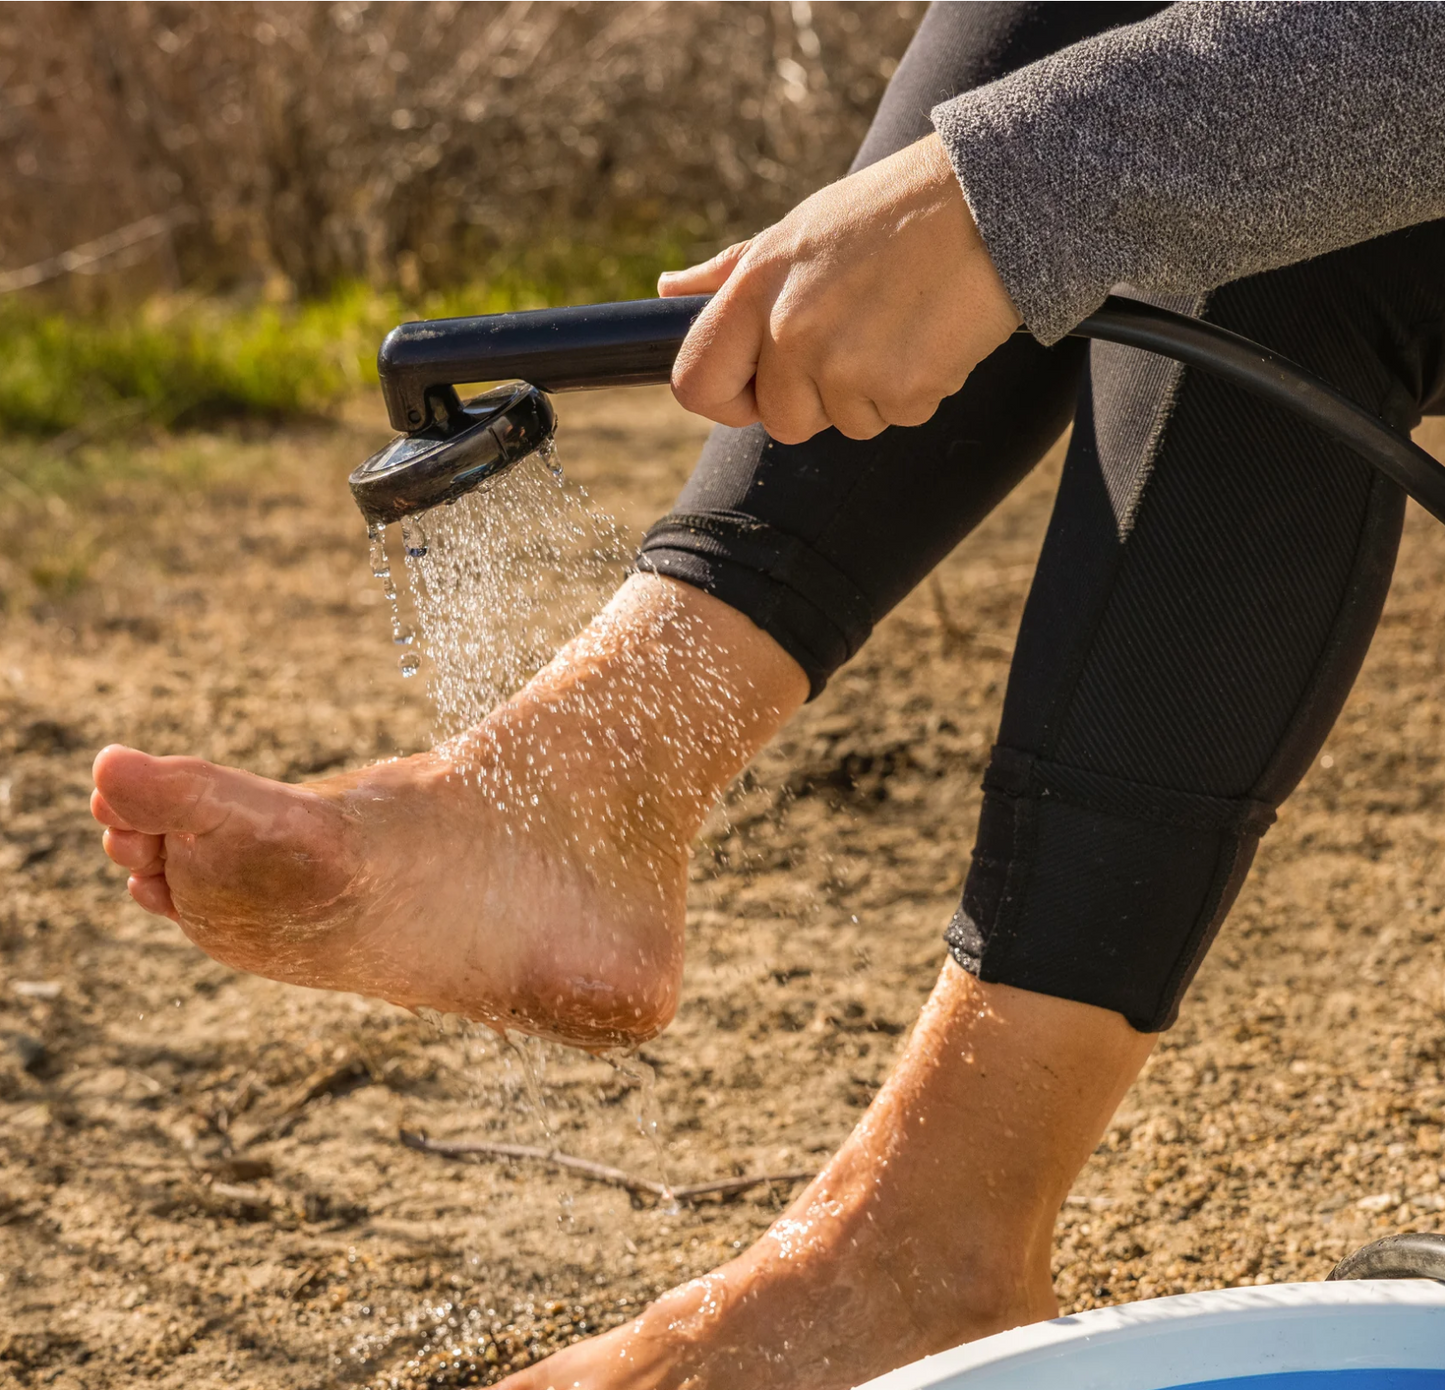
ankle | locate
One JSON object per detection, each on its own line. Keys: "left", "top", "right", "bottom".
{"left": 501, "top": 575, "right": 806, "bottom": 841}
{"left": 799, "top": 1142, "right": 1058, "bottom": 1345}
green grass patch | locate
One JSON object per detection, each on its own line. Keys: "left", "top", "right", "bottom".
{"left": 0, "top": 238, "right": 694, "bottom": 437}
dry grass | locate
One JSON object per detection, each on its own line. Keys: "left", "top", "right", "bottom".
{"left": 0, "top": 2, "right": 923, "bottom": 303}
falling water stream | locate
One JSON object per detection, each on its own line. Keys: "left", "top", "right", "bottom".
{"left": 368, "top": 442, "right": 630, "bottom": 737}
{"left": 370, "top": 444, "right": 679, "bottom": 1198}
{"left": 355, "top": 438, "right": 776, "bottom": 1384}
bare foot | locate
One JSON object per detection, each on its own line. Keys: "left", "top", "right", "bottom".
{"left": 498, "top": 966, "right": 1156, "bottom": 1390}
{"left": 91, "top": 576, "right": 806, "bottom": 1047}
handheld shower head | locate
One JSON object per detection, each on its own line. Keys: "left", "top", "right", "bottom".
{"left": 352, "top": 293, "right": 1445, "bottom": 530}
{"left": 349, "top": 295, "right": 709, "bottom": 525}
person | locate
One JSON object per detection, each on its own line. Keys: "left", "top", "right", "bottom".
{"left": 91, "top": 4, "right": 1445, "bottom": 1387}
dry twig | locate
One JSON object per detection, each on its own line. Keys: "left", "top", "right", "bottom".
{"left": 236, "top": 1053, "right": 374, "bottom": 1148}
{"left": 398, "top": 1128, "right": 813, "bottom": 1204}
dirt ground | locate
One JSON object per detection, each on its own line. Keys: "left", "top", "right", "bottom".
{"left": 2, "top": 389, "right": 1445, "bottom": 1389}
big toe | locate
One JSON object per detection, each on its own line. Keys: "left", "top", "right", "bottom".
{"left": 93, "top": 745, "right": 242, "bottom": 837}
{"left": 94, "top": 746, "right": 361, "bottom": 961}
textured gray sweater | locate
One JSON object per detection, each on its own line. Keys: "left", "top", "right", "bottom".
{"left": 931, "top": 2, "right": 1445, "bottom": 344}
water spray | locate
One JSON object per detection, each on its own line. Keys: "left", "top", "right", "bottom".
{"left": 352, "top": 293, "right": 1445, "bottom": 528}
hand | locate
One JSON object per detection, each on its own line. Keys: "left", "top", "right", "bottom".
{"left": 660, "top": 133, "right": 1021, "bottom": 445}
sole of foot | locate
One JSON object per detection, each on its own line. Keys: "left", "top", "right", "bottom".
{"left": 91, "top": 734, "right": 688, "bottom": 1049}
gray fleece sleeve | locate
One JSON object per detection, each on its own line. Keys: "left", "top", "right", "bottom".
{"left": 931, "top": 1, "right": 1445, "bottom": 344}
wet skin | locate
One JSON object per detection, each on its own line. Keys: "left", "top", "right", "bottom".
{"left": 91, "top": 571, "right": 1155, "bottom": 1388}
{"left": 92, "top": 575, "right": 806, "bottom": 1048}
{"left": 498, "top": 964, "right": 1154, "bottom": 1390}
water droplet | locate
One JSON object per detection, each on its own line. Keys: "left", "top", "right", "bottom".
{"left": 399, "top": 651, "right": 421, "bottom": 677}
{"left": 401, "top": 514, "right": 429, "bottom": 559}
{"left": 367, "top": 523, "right": 389, "bottom": 578}
{"left": 539, "top": 438, "right": 565, "bottom": 483}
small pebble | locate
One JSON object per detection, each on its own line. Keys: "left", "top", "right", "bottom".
{"left": 7, "top": 1032, "right": 47, "bottom": 1074}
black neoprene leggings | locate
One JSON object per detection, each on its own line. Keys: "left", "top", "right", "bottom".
{"left": 638, "top": 1, "right": 1445, "bottom": 1031}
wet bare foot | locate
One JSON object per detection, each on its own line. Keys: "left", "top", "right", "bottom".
{"left": 499, "top": 966, "right": 1156, "bottom": 1390}
{"left": 91, "top": 576, "right": 806, "bottom": 1047}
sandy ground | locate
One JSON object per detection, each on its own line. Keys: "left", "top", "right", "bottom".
{"left": 2, "top": 390, "right": 1444, "bottom": 1388}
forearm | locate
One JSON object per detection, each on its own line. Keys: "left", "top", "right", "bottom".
{"left": 933, "top": 1, "right": 1445, "bottom": 343}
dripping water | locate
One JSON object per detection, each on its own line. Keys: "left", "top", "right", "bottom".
{"left": 505, "top": 1029, "right": 556, "bottom": 1146}
{"left": 368, "top": 522, "right": 419, "bottom": 675}
{"left": 604, "top": 1046, "right": 676, "bottom": 1209}
{"left": 503, "top": 1030, "right": 579, "bottom": 1229}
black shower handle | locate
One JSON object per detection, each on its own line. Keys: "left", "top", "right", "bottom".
{"left": 375, "top": 293, "right": 1445, "bottom": 525}
{"left": 378, "top": 295, "right": 712, "bottom": 432}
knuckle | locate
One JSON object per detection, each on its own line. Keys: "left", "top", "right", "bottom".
{"left": 767, "top": 300, "right": 822, "bottom": 357}
{"left": 880, "top": 394, "right": 942, "bottom": 429}
{"left": 758, "top": 396, "right": 822, "bottom": 446}
{"left": 669, "top": 364, "right": 705, "bottom": 412}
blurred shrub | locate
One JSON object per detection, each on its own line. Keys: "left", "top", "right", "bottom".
{"left": 0, "top": 287, "right": 380, "bottom": 433}
{"left": 0, "top": 1, "right": 922, "bottom": 302}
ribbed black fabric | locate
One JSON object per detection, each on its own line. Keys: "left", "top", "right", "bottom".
{"left": 963, "top": 221, "right": 1445, "bottom": 1030}
{"left": 638, "top": 1, "right": 1445, "bottom": 1031}
{"left": 637, "top": 334, "right": 1083, "bottom": 697}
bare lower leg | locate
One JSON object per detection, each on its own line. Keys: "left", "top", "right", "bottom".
{"left": 91, "top": 575, "right": 808, "bottom": 1045}
{"left": 503, "top": 962, "right": 1156, "bottom": 1390}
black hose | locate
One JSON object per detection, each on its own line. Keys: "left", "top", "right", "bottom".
{"left": 1072, "top": 296, "right": 1445, "bottom": 525}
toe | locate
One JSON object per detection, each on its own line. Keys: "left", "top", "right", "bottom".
{"left": 93, "top": 745, "right": 236, "bottom": 837}
{"left": 91, "top": 787, "right": 131, "bottom": 830}
{"left": 128, "top": 872, "right": 178, "bottom": 921}
{"left": 103, "top": 827, "right": 166, "bottom": 874}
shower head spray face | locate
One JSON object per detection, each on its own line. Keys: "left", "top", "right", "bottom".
{"left": 349, "top": 382, "right": 557, "bottom": 527}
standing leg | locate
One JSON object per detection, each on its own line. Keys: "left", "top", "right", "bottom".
{"left": 502, "top": 965, "right": 1152, "bottom": 1390}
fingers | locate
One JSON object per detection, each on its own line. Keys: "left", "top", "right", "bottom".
{"left": 670, "top": 279, "right": 769, "bottom": 429}
{"left": 657, "top": 240, "right": 750, "bottom": 298}
{"left": 754, "top": 352, "right": 831, "bottom": 445}
{"left": 665, "top": 242, "right": 949, "bottom": 441}
{"left": 817, "top": 382, "right": 890, "bottom": 442}
{"left": 876, "top": 395, "right": 946, "bottom": 430}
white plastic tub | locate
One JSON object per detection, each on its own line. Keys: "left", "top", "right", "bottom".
{"left": 858, "top": 1281, "right": 1445, "bottom": 1390}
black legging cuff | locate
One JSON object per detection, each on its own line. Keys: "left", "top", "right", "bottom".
{"left": 637, "top": 512, "right": 875, "bottom": 699}
{"left": 950, "top": 746, "right": 1275, "bottom": 1032}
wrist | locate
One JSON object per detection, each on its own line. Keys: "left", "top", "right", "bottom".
{"left": 913, "top": 134, "right": 1021, "bottom": 334}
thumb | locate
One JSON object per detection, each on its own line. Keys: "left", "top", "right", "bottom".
{"left": 658, "top": 240, "right": 752, "bottom": 297}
